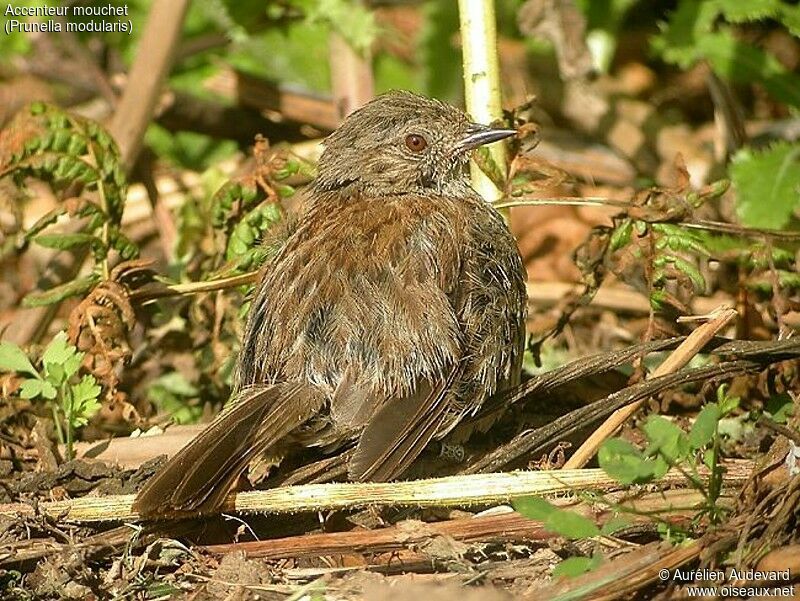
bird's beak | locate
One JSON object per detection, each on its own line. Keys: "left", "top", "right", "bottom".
{"left": 457, "top": 123, "right": 517, "bottom": 151}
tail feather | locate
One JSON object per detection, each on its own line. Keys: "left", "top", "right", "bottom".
{"left": 133, "top": 382, "right": 325, "bottom": 518}
{"left": 348, "top": 368, "right": 458, "bottom": 482}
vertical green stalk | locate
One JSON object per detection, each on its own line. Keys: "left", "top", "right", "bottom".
{"left": 51, "top": 401, "right": 65, "bottom": 448}
{"left": 62, "top": 384, "right": 74, "bottom": 460}
{"left": 458, "top": 0, "right": 508, "bottom": 208}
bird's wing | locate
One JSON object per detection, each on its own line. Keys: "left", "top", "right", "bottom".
{"left": 451, "top": 205, "right": 527, "bottom": 401}
{"left": 133, "top": 382, "right": 325, "bottom": 518}
{"left": 347, "top": 367, "right": 460, "bottom": 482}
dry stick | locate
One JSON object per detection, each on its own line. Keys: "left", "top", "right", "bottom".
{"left": 0, "top": 525, "right": 133, "bottom": 567}
{"left": 107, "top": 0, "right": 191, "bottom": 170}
{"left": 529, "top": 515, "right": 745, "bottom": 601}
{"left": 205, "top": 68, "right": 340, "bottom": 131}
{"left": 562, "top": 307, "right": 738, "bottom": 470}
{"left": 524, "top": 537, "right": 707, "bottom": 601}
{"left": 0, "top": 461, "right": 752, "bottom": 523}
{"left": 206, "top": 511, "right": 555, "bottom": 559}
{"left": 201, "top": 488, "right": 728, "bottom": 559}
{"left": 329, "top": 30, "right": 373, "bottom": 120}
{"left": 107, "top": 0, "right": 190, "bottom": 259}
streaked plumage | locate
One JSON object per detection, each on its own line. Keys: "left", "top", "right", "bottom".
{"left": 133, "top": 91, "right": 526, "bottom": 518}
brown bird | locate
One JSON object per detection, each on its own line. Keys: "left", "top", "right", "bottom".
{"left": 133, "top": 90, "right": 527, "bottom": 518}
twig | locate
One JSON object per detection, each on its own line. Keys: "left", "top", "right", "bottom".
{"left": 107, "top": 0, "right": 191, "bottom": 170}
{"left": 329, "top": 30, "right": 374, "bottom": 119}
{"left": 757, "top": 415, "right": 800, "bottom": 446}
{"left": 204, "top": 68, "right": 340, "bottom": 130}
{"left": 128, "top": 271, "right": 260, "bottom": 302}
{"left": 562, "top": 307, "right": 738, "bottom": 469}
{"left": 494, "top": 197, "right": 629, "bottom": 210}
{"left": 523, "top": 538, "right": 704, "bottom": 600}
{"left": 0, "top": 524, "right": 133, "bottom": 567}
{"left": 201, "top": 487, "right": 729, "bottom": 559}
{"left": 0, "top": 462, "right": 752, "bottom": 523}
{"left": 493, "top": 197, "right": 800, "bottom": 240}
{"left": 466, "top": 358, "right": 754, "bottom": 474}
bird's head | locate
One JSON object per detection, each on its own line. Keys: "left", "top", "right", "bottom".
{"left": 314, "top": 90, "right": 516, "bottom": 197}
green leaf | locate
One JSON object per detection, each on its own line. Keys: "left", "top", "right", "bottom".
{"left": 20, "top": 378, "right": 57, "bottom": 400}
{"left": 304, "top": 0, "right": 379, "bottom": 55}
{"left": 34, "top": 233, "right": 101, "bottom": 251}
{"left": 514, "top": 496, "right": 600, "bottom": 539}
{"left": 689, "top": 403, "right": 721, "bottom": 449}
{"left": 765, "top": 393, "right": 795, "bottom": 424}
{"left": 703, "top": 444, "right": 718, "bottom": 471}
{"left": 70, "top": 375, "right": 102, "bottom": 427}
{"left": 17, "top": 153, "right": 100, "bottom": 185}
{"left": 651, "top": 454, "right": 670, "bottom": 480}
{"left": 226, "top": 203, "right": 282, "bottom": 262}
{"left": 46, "top": 362, "right": 66, "bottom": 385}
{"left": 72, "top": 374, "right": 101, "bottom": 406}
{"left": 513, "top": 496, "right": 558, "bottom": 521}
{"left": 732, "top": 142, "right": 800, "bottom": 229}
{"left": 712, "top": 0, "right": 783, "bottom": 23}
{"left": 652, "top": 0, "right": 721, "bottom": 67}
{"left": 598, "top": 438, "right": 655, "bottom": 485}
{"left": 151, "top": 372, "right": 198, "bottom": 397}
{"left": 654, "top": 7, "right": 800, "bottom": 108}
{"left": 609, "top": 219, "right": 633, "bottom": 251}
{"left": 552, "top": 554, "right": 603, "bottom": 578}
{"left": 42, "top": 380, "right": 57, "bottom": 399}
{"left": 0, "top": 342, "right": 39, "bottom": 377}
{"left": 19, "top": 378, "right": 44, "bottom": 399}
{"left": 42, "top": 332, "right": 83, "bottom": 381}
{"left": 42, "top": 332, "right": 72, "bottom": 365}
{"left": 669, "top": 255, "right": 707, "bottom": 294}
{"left": 545, "top": 510, "right": 600, "bottom": 539}
{"left": 643, "top": 415, "right": 690, "bottom": 463}
{"left": 716, "top": 384, "right": 741, "bottom": 415}
{"left": 21, "top": 274, "right": 100, "bottom": 307}
{"left": 600, "top": 514, "right": 631, "bottom": 535}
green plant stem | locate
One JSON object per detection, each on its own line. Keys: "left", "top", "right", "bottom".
{"left": 674, "top": 461, "right": 709, "bottom": 502}
{"left": 458, "top": 0, "right": 507, "bottom": 206}
{"left": 62, "top": 384, "right": 74, "bottom": 460}
{"left": 51, "top": 402, "right": 65, "bottom": 447}
{"left": 707, "top": 424, "right": 723, "bottom": 519}
{"left": 495, "top": 198, "right": 800, "bottom": 240}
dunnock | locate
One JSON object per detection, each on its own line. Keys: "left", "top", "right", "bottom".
{"left": 134, "top": 90, "right": 527, "bottom": 517}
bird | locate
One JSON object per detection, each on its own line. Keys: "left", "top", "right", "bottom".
{"left": 133, "top": 90, "right": 527, "bottom": 518}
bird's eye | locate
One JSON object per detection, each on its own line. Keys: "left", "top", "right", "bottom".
{"left": 404, "top": 134, "right": 428, "bottom": 152}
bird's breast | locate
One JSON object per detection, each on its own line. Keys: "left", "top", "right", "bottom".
{"left": 239, "top": 193, "right": 472, "bottom": 397}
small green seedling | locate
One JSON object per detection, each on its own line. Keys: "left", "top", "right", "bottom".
{"left": 0, "top": 332, "right": 101, "bottom": 460}
{"left": 599, "top": 385, "right": 741, "bottom": 525}
{"left": 512, "top": 384, "right": 742, "bottom": 579}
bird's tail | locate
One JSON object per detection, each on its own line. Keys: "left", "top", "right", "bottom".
{"left": 133, "top": 382, "right": 325, "bottom": 519}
